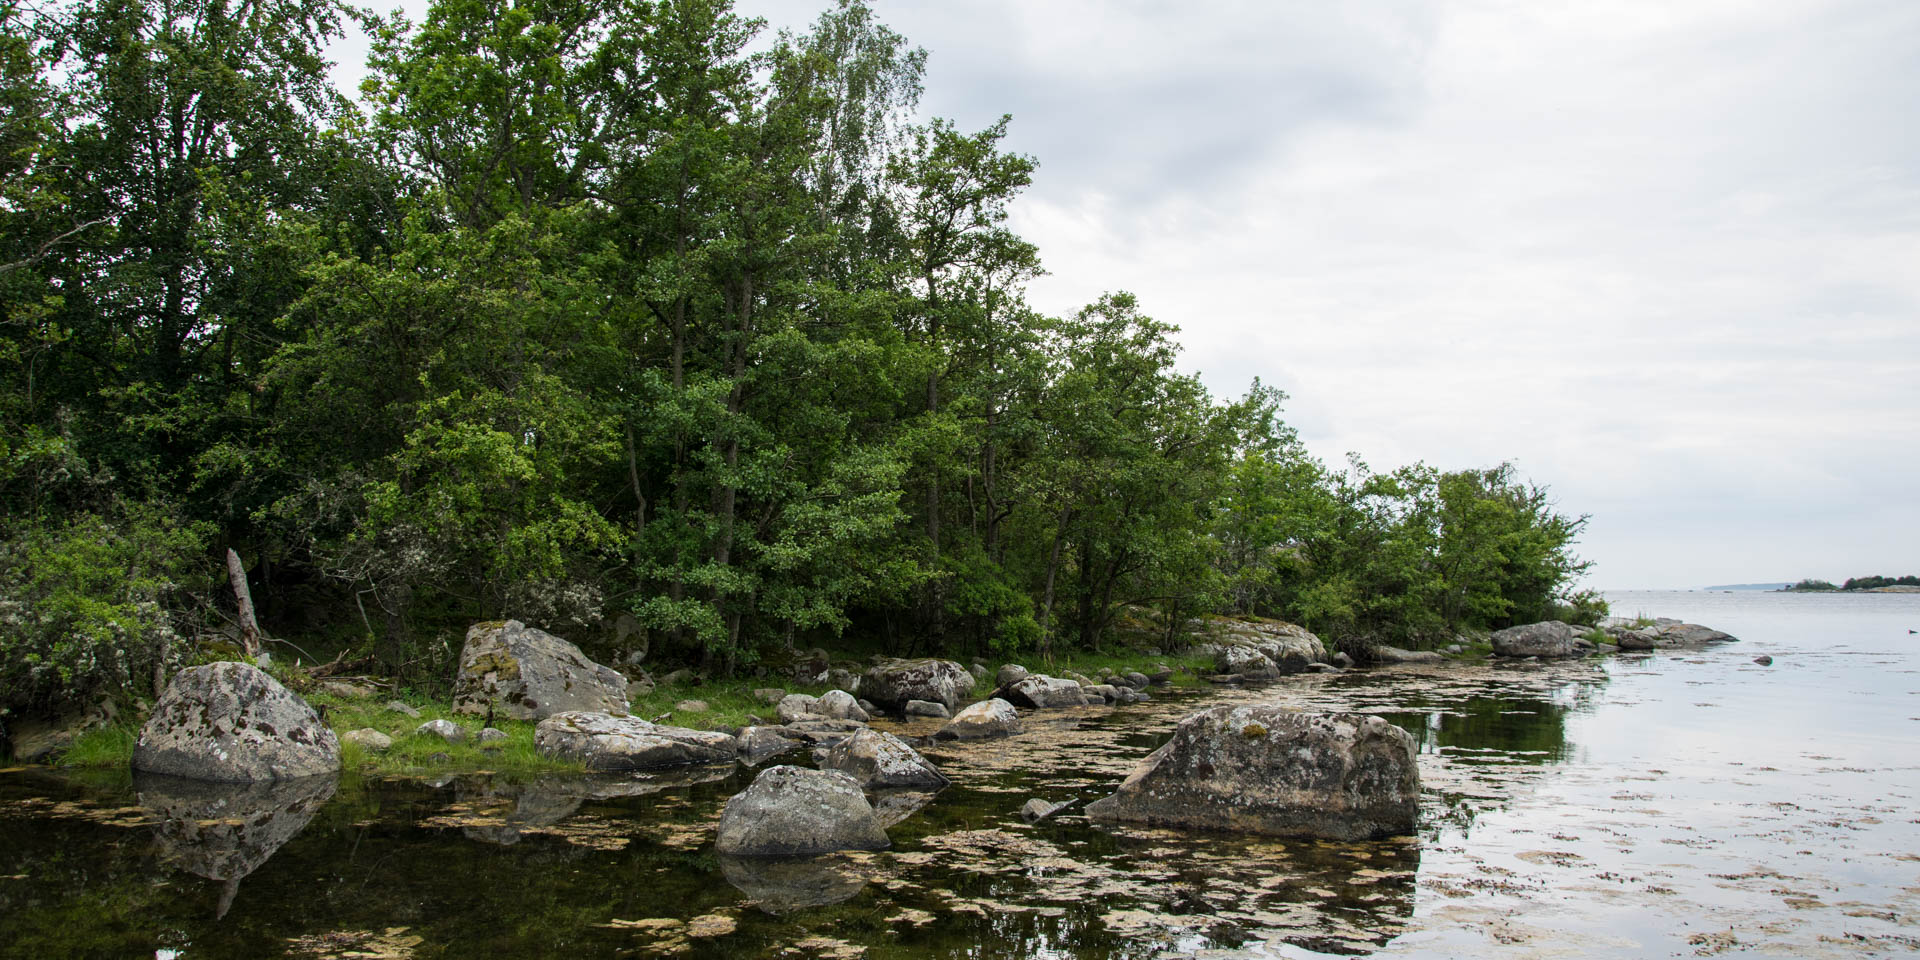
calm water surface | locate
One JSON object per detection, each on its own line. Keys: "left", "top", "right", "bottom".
{"left": 2, "top": 590, "right": 1916, "bottom": 959}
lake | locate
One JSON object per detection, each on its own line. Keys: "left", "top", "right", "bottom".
{"left": 1, "top": 589, "right": 1915, "bottom": 958}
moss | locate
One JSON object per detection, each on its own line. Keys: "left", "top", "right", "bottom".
{"left": 1241, "top": 723, "right": 1268, "bottom": 739}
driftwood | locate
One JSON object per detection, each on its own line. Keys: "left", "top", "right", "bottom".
{"left": 226, "top": 549, "right": 262, "bottom": 659}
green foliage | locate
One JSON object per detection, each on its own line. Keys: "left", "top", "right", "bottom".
{"left": 1787, "top": 578, "right": 1838, "bottom": 591}
{"left": 1838, "top": 574, "right": 1920, "bottom": 591}
{"left": 53, "top": 721, "right": 139, "bottom": 768}
{"left": 0, "top": 0, "right": 1601, "bottom": 708}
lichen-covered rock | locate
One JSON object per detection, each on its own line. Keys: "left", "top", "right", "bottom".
{"left": 826, "top": 668, "right": 862, "bottom": 694}
{"left": 533, "top": 711, "right": 734, "bottom": 771}
{"left": 452, "top": 620, "right": 629, "bottom": 721}
{"left": 1490, "top": 621, "right": 1577, "bottom": 658}
{"left": 935, "top": 698, "right": 1022, "bottom": 740}
{"left": 714, "top": 765, "right": 890, "bottom": 856}
{"left": 1373, "top": 645, "right": 1445, "bottom": 664}
{"left": 1185, "top": 616, "right": 1329, "bottom": 674}
{"left": 860, "top": 658, "right": 975, "bottom": 711}
{"left": 995, "top": 664, "right": 1030, "bottom": 687}
{"left": 477, "top": 727, "right": 508, "bottom": 745}
{"left": 994, "top": 675, "right": 1086, "bottom": 709}
{"left": 342, "top": 728, "right": 392, "bottom": 752}
{"left": 814, "top": 689, "right": 870, "bottom": 722}
{"left": 903, "top": 699, "right": 950, "bottom": 719}
{"left": 779, "top": 717, "right": 867, "bottom": 747}
{"left": 1082, "top": 683, "right": 1121, "bottom": 703}
{"left": 735, "top": 725, "right": 803, "bottom": 764}
{"left": 821, "top": 728, "right": 950, "bottom": 789}
{"left": 132, "top": 662, "right": 340, "bottom": 781}
{"left": 1086, "top": 705, "right": 1419, "bottom": 840}
{"left": 1658, "top": 623, "right": 1737, "bottom": 645}
{"left": 776, "top": 694, "right": 820, "bottom": 725}
{"left": 417, "top": 718, "right": 465, "bottom": 744}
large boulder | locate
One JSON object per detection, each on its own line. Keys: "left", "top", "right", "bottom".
{"left": 133, "top": 662, "right": 340, "bottom": 781}
{"left": 1616, "top": 622, "right": 1738, "bottom": 650}
{"left": 452, "top": 620, "right": 629, "bottom": 721}
{"left": 821, "top": 728, "right": 950, "bottom": 789}
{"left": 776, "top": 693, "right": 821, "bottom": 725}
{"left": 814, "top": 689, "right": 870, "bottom": 722}
{"left": 1086, "top": 705, "right": 1419, "bottom": 841}
{"left": 1185, "top": 616, "right": 1329, "bottom": 674}
{"left": 935, "top": 698, "right": 1022, "bottom": 740}
{"left": 1489, "top": 620, "right": 1577, "bottom": 658}
{"left": 533, "top": 711, "right": 734, "bottom": 771}
{"left": 714, "top": 766, "right": 890, "bottom": 856}
{"left": 995, "top": 675, "right": 1087, "bottom": 709}
{"left": 995, "top": 664, "right": 1031, "bottom": 687}
{"left": 860, "top": 658, "right": 975, "bottom": 711}
{"left": 1215, "top": 645, "right": 1280, "bottom": 679}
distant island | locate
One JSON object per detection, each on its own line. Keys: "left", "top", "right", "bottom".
{"left": 1780, "top": 575, "right": 1920, "bottom": 593}
{"left": 1703, "top": 582, "right": 1793, "bottom": 591}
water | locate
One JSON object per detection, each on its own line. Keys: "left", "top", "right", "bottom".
{"left": 2, "top": 590, "right": 1916, "bottom": 959}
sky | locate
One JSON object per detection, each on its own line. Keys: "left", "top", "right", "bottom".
{"left": 329, "top": 0, "right": 1920, "bottom": 589}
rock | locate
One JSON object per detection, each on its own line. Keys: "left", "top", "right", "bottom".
{"left": 319, "top": 680, "right": 377, "bottom": 699}
{"left": 776, "top": 694, "right": 820, "bottom": 724}
{"left": 1332, "top": 652, "right": 1354, "bottom": 669}
{"left": 821, "top": 728, "right": 950, "bottom": 789}
{"left": 1206, "top": 673, "right": 1245, "bottom": 684}
{"left": 452, "top": 620, "right": 629, "bottom": 721}
{"left": 384, "top": 700, "right": 422, "bottom": 719}
{"left": 1616, "top": 628, "right": 1663, "bottom": 650}
{"left": 1066, "top": 671, "right": 1095, "bottom": 686}
{"left": 1082, "top": 683, "right": 1120, "bottom": 703}
{"left": 1215, "top": 645, "right": 1281, "bottom": 678}
{"left": 1307, "top": 663, "right": 1341, "bottom": 674}
{"left": 1443, "top": 644, "right": 1464, "bottom": 654}
{"left": 661, "top": 669, "right": 695, "bottom": 686}
{"left": 1020, "top": 797, "right": 1068, "bottom": 823}
{"left": 735, "top": 725, "right": 803, "bottom": 764}
{"left": 780, "top": 717, "right": 868, "bottom": 747}
{"left": 136, "top": 771, "right": 337, "bottom": 919}
{"left": 714, "top": 766, "right": 890, "bottom": 856}
{"left": 1122, "top": 671, "right": 1151, "bottom": 689}
{"left": 533, "top": 711, "right": 735, "bottom": 770}
{"left": 132, "top": 662, "right": 340, "bottom": 782}
{"left": 857, "top": 699, "right": 877, "bottom": 714}
{"left": 903, "top": 699, "right": 950, "bottom": 719}
{"left": 814, "top": 689, "right": 870, "bottom": 723}
{"left": 826, "top": 668, "right": 863, "bottom": 694}
{"left": 1374, "top": 645, "right": 1445, "bottom": 664}
{"left": 417, "top": 718, "right": 466, "bottom": 744}
{"left": 968, "top": 663, "right": 989, "bottom": 682}
{"left": 995, "top": 664, "right": 1031, "bottom": 687}
{"left": 869, "top": 789, "right": 936, "bottom": 828}
{"left": 674, "top": 699, "right": 710, "bottom": 714}
{"left": 935, "top": 698, "right": 1022, "bottom": 740}
{"left": 6, "top": 698, "right": 118, "bottom": 763}
{"left": 752, "top": 687, "right": 787, "bottom": 705}
{"left": 478, "top": 727, "right": 508, "bottom": 745}
{"left": 1658, "top": 623, "right": 1738, "bottom": 645}
{"left": 1753, "top": 655, "right": 1774, "bottom": 666}
{"left": 1087, "top": 705, "right": 1419, "bottom": 840}
{"left": 1489, "top": 621, "right": 1578, "bottom": 659}
{"left": 995, "top": 675, "right": 1088, "bottom": 709}
{"left": 1148, "top": 666, "right": 1174, "bottom": 684}
{"left": 342, "top": 728, "right": 392, "bottom": 752}
{"left": 791, "top": 648, "right": 831, "bottom": 684}
{"left": 860, "top": 658, "right": 975, "bottom": 711}
{"left": 1184, "top": 616, "right": 1329, "bottom": 673}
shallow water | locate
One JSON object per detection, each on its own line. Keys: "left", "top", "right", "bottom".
{"left": 2, "top": 589, "right": 1916, "bottom": 959}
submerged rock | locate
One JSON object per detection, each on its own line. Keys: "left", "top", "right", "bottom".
{"left": 860, "top": 658, "right": 975, "bottom": 711}
{"left": 1086, "top": 704, "right": 1419, "bottom": 841}
{"left": 1020, "top": 797, "right": 1069, "bottom": 822}
{"left": 935, "top": 698, "right": 1023, "bottom": 740}
{"left": 1754, "top": 655, "right": 1774, "bottom": 666}
{"left": 133, "top": 662, "right": 340, "bottom": 782}
{"left": 452, "top": 620, "right": 629, "bottom": 721}
{"left": 821, "top": 728, "right": 950, "bottom": 789}
{"left": 1490, "top": 621, "right": 1577, "bottom": 658}
{"left": 533, "top": 711, "right": 735, "bottom": 770}
{"left": 735, "top": 725, "right": 804, "bottom": 764}
{"left": 714, "top": 765, "right": 890, "bottom": 856}
{"left": 719, "top": 853, "right": 871, "bottom": 914}
{"left": 1373, "top": 645, "right": 1445, "bottom": 664}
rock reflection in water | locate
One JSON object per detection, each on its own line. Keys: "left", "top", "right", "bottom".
{"left": 868, "top": 788, "right": 936, "bottom": 828}
{"left": 718, "top": 853, "right": 871, "bottom": 914}
{"left": 136, "top": 772, "right": 338, "bottom": 919}
{"left": 454, "top": 765, "right": 735, "bottom": 845}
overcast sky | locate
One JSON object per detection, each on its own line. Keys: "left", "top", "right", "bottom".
{"left": 333, "top": 0, "right": 1920, "bottom": 589}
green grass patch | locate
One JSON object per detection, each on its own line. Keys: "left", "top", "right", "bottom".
{"left": 627, "top": 675, "right": 841, "bottom": 729}
{"left": 1036, "top": 650, "right": 1214, "bottom": 688}
{"left": 308, "top": 690, "right": 585, "bottom": 777}
{"left": 54, "top": 722, "right": 139, "bottom": 768}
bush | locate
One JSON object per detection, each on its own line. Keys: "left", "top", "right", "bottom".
{"left": 0, "top": 505, "right": 210, "bottom": 712}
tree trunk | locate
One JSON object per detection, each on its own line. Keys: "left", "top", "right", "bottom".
{"left": 226, "top": 549, "right": 261, "bottom": 659}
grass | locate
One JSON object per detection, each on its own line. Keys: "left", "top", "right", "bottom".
{"left": 1035, "top": 649, "right": 1214, "bottom": 688}
{"left": 54, "top": 722, "right": 139, "bottom": 769}
{"left": 625, "top": 675, "right": 840, "bottom": 730}
{"left": 309, "top": 691, "right": 584, "bottom": 777}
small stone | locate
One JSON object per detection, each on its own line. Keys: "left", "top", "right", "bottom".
{"left": 417, "top": 718, "right": 466, "bottom": 744}
{"left": 1020, "top": 797, "right": 1066, "bottom": 822}
{"left": 320, "top": 680, "right": 378, "bottom": 699}
{"left": 1122, "top": 671, "right": 1151, "bottom": 689}
{"left": 1753, "top": 655, "right": 1774, "bottom": 666}
{"left": 752, "top": 688, "right": 787, "bottom": 705}
{"left": 995, "top": 664, "right": 1031, "bottom": 687}
{"left": 935, "top": 698, "right": 1022, "bottom": 740}
{"left": 478, "top": 727, "right": 508, "bottom": 745}
{"left": 1332, "top": 652, "right": 1354, "bottom": 669}
{"left": 385, "top": 700, "right": 422, "bottom": 718}
{"left": 675, "top": 699, "right": 710, "bottom": 714}
{"left": 903, "top": 699, "right": 950, "bottom": 719}
{"left": 342, "top": 728, "right": 392, "bottom": 752}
